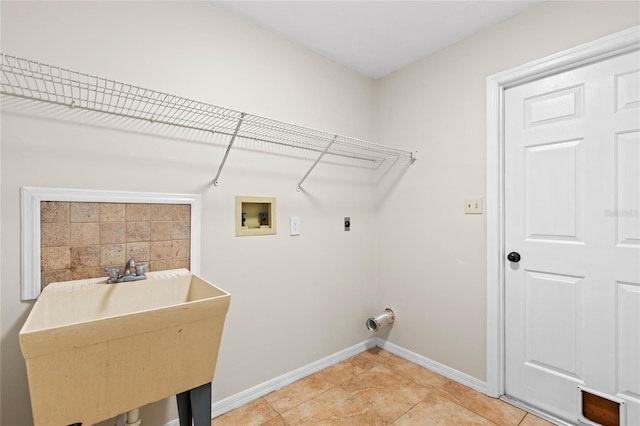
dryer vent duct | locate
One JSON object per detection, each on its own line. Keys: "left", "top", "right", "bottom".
{"left": 366, "top": 309, "right": 395, "bottom": 332}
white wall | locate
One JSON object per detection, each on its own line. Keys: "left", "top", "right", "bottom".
{"left": 0, "top": 2, "right": 378, "bottom": 425}
{"left": 374, "top": 0, "right": 640, "bottom": 381}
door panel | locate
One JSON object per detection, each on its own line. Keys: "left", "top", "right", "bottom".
{"left": 617, "top": 282, "right": 640, "bottom": 399}
{"left": 615, "top": 70, "right": 640, "bottom": 112}
{"left": 525, "top": 270, "right": 581, "bottom": 377}
{"left": 505, "top": 50, "right": 640, "bottom": 424}
{"left": 525, "top": 140, "right": 581, "bottom": 240}
{"left": 525, "top": 85, "right": 584, "bottom": 127}
{"left": 616, "top": 131, "right": 639, "bottom": 246}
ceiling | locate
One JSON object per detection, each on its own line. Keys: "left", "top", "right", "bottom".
{"left": 214, "top": 1, "right": 542, "bottom": 79}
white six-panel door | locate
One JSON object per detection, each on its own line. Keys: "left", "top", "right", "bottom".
{"left": 505, "top": 50, "right": 640, "bottom": 424}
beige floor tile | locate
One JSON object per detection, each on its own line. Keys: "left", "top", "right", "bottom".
{"left": 351, "top": 380, "right": 433, "bottom": 423}
{"left": 383, "top": 354, "right": 451, "bottom": 388}
{"left": 211, "top": 398, "right": 278, "bottom": 426}
{"left": 440, "top": 381, "right": 526, "bottom": 425}
{"left": 264, "top": 374, "right": 334, "bottom": 413}
{"left": 392, "top": 392, "right": 497, "bottom": 425}
{"left": 338, "top": 364, "right": 433, "bottom": 422}
{"left": 519, "top": 413, "right": 556, "bottom": 426}
{"left": 259, "top": 414, "right": 289, "bottom": 426}
{"left": 340, "top": 364, "right": 412, "bottom": 391}
{"left": 314, "top": 354, "right": 378, "bottom": 385}
{"left": 214, "top": 349, "right": 555, "bottom": 426}
{"left": 280, "top": 386, "right": 386, "bottom": 426}
{"left": 358, "top": 346, "right": 396, "bottom": 364}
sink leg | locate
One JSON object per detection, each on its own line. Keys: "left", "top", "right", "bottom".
{"left": 176, "top": 390, "right": 192, "bottom": 425}
{"left": 177, "top": 382, "right": 211, "bottom": 426}
{"left": 191, "top": 382, "right": 212, "bottom": 426}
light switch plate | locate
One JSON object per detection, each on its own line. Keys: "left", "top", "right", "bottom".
{"left": 464, "top": 198, "right": 483, "bottom": 214}
{"left": 290, "top": 217, "right": 300, "bottom": 236}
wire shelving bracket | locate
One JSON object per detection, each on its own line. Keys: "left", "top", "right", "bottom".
{"left": 0, "top": 54, "right": 416, "bottom": 189}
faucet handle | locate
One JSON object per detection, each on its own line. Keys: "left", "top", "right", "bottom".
{"left": 136, "top": 264, "right": 148, "bottom": 276}
{"left": 104, "top": 267, "right": 119, "bottom": 279}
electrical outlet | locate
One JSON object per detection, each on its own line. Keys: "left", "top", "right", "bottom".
{"left": 290, "top": 217, "right": 300, "bottom": 236}
{"left": 464, "top": 198, "right": 483, "bottom": 214}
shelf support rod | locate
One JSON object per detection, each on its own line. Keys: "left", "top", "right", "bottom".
{"left": 297, "top": 134, "right": 337, "bottom": 192}
{"left": 213, "top": 112, "right": 245, "bottom": 186}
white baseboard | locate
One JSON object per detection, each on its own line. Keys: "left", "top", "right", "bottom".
{"left": 373, "top": 337, "right": 487, "bottom": 394}
{"left": 164, "top": 337, "right": 487, "bottom": 425}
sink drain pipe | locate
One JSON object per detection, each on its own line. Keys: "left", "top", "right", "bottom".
{"left": 115, "top": 409, "right": 141, "bottom": 426}
{"left": 366, "top": 308, "right": 395, "bottom": 332}
{"left": 126, "top": 409, "right": 141, "bottom": 426}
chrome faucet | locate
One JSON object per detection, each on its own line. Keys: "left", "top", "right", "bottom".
{"left": 105, "top": 258, "right": 148, "bottom": 284}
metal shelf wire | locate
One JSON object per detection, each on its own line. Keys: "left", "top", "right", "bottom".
{"left": 0, "top": 53, "right": 416, "bottom": 189}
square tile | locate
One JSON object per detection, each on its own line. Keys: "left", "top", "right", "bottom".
{"left": 393, "top": 392, "right": 496, "bottom": 425}
{"left": 172, "top": 221, "right": 191, "bottom": 239}
{"left": 149, "top": 260, "right": 172, "bottom": 272}
{"left": 358, "top": 347, "right": 395, "bottom": 364}
{"left": 41, "top": 269, "right": 72, "bottom": 288}
{"left": 384, "top": 354, "right": 450, "bottom": 389}
{"left": 70, "top": 202, "right": 99, "bottom": 222}
{"left": 126, "top": 203, "right": 150, "bottom": 221}
{"left": 100, "top": 222, "right": 126, "bottom": 244}
{"left": 100, "top": 244, "right": 126, "bottom": 267}
{"left": 259, "top": 415, "right": 288, "bottom": 426}
{"left": 126, "top": 242, "right": 150, "bottom": 263}
{"left": 279, "top": 386, "right": 373, "bottom": 425}
{"left": 172, "top": 259, "right": 190, "bottom": 270}
{"left": 314, "top": 354, "right": 378, "bottom": 385}
{"left": 340, "top": 365, "right": 432, "bottom": 423}
{"left": 264, "top": 375, "right": 334, "bottom": 413}
{"left": 150, "top": 241, "right": 173, "bottom": 261}
{"left": 440, "top": 379, "right": 526, "bottom": 425}
{"left": 41, "top": 222, "right": 70, "bottom": 247}
{"left": 211, "top": 398, "right": 278, "bottom": 426}
{"left": 341, "top": 364, "right": 411, "bottom": 391}
{"left": 71, "top": 267, "right": 104, "bottom": 281}
{"left": 127, "top": 221, "right": 151, "bottom": 242}
{"left": 70, "top": 246, "right": 100, "bottom": 268}
{"left": 70, "top": 222, "right": 100, "bottom": 246}
{"left": 150, "top": 204, "right": 173, "bottom": 221}
{"left": 41, "top": 201, "right": 69, "bottom": 223}
{"left": 173, "top": 204, "right": 190, "bottom": 221}
{"left": 100, "top": 203, "right": 126, "bottom": 222}
{"left": 41, "top": 246, "right": 70, "bottom": 271}
{"left": 150, "top": 221, "right": 173, "bottom": 241}
{"left": 173, "top": 239, "right": 190, "bottom": 259}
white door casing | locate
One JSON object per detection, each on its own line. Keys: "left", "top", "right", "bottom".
{"left": 486, "top": 25, "right": 640, "bottom": 423}
{"left": 504, "top": 50, "right": 640, "bottom": 424}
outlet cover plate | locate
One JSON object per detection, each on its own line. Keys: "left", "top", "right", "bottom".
{"left": 290, "top": 217, "right": 300, "bottom": 236}
{"left": 464, "top": 198, "right": 483, "bottom": 214}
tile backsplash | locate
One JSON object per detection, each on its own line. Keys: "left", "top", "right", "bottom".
{"left": 40, "top": 201, "right": 191, "bottom": 289}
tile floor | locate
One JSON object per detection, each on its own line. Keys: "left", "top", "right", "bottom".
{"left": 212, "top": 347, "right": 555, "bottom": 425}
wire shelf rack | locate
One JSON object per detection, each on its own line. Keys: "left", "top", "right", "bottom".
{"left": 0, "top": 53, "right": 416, "bottom": 189}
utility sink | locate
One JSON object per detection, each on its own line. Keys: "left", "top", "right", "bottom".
{"left": 20, "top": 269, "right": 230, "bottom": 426}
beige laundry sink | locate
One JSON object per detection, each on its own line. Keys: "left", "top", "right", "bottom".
{"left": 20, "top": 269, "right": 230, "bottom": 426}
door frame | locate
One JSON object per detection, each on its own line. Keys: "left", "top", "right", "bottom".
{"left": 485, "top": 25, "right": 640, "bottom": 399}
